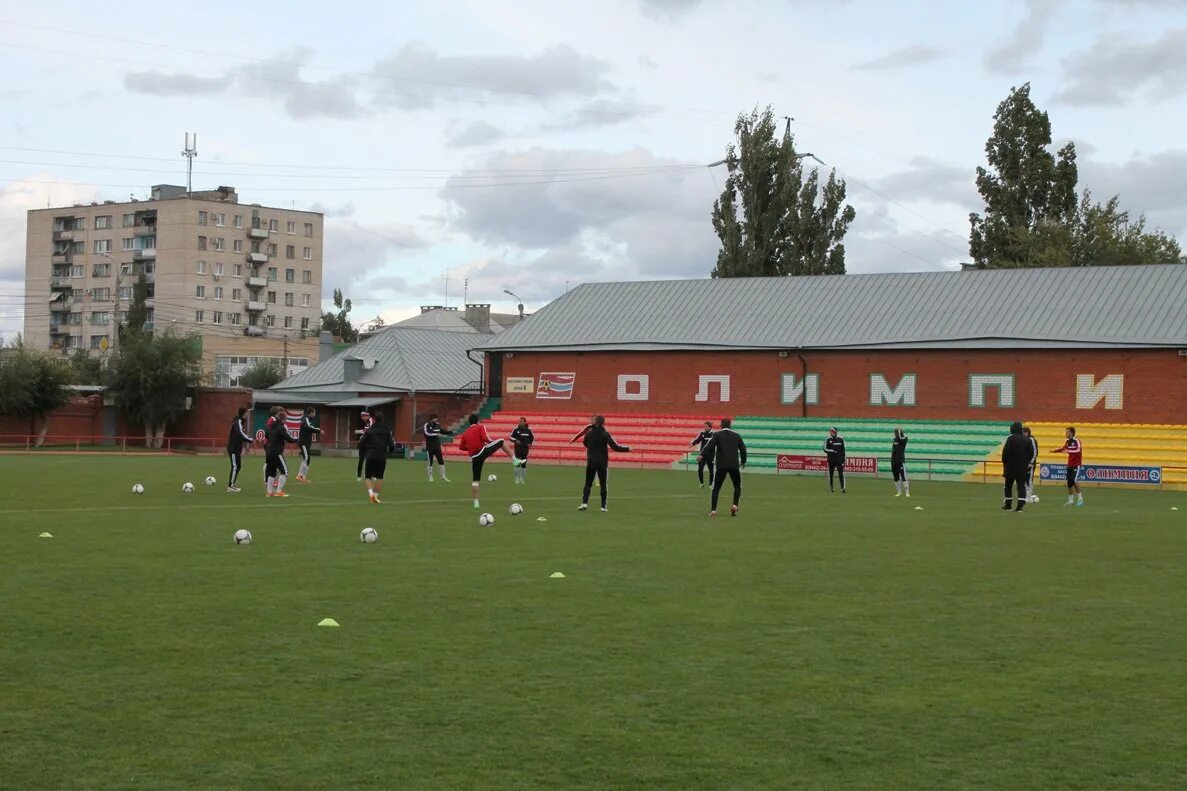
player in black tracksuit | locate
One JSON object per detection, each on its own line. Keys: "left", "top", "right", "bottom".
{"left": 891, "top": 428, "right": 910, "bottom": 497}
{"left": 1023, "top": 426, "right": 1039, "bottom": 500}
{"left": 423, "top": 414, "right": 453, "bottom": 482}
{"left": 265, "top": 412, "right": 296, "bottom": 497}
{"left": 510, "top": 418, "right": 534, "bottom": 484}
{"left": 225, "top": 407, "right": 254, "bottom": 493}
{"left": 296, "top": 407, "right": 321, "bottom": 482}
{"left": 700, "top": 418, "right": 746, "bottom": 516}
{"left": 1001, "top": 421, "right": 1031, "bottom": 512}
{"left": 361, "top": 410, "right": 397, "bottom": 504}
{"left": 579, "top": 416, "right": 630, "bottom": 511}
{"left": 825, "top": 427, "right": 846, "bottom": 493}
{"left": 355, "top": 410, "right": 372, "bottom": 481}
{"left": 690, "top": 421, "right": 715, "bottom": 487}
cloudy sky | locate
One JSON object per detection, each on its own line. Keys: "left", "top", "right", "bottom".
{"left": 2, "top": 0, "right": 1187, "bottom": 339}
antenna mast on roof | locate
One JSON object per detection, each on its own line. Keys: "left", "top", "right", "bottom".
{"left": 182, "top": 133, "right": 198, "bottom": 195}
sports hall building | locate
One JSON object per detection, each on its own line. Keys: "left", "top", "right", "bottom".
{"left": 461, "top": 265, "right": 1187, "bottom": 487}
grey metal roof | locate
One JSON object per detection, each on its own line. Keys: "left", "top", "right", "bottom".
{"left": 270, "top": 327, "right": 482, "bottom": 393}
{"left": 474, "top": 265, "right": 1187, "bottom": 352}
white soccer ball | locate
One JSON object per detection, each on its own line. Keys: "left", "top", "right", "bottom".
{"left": 234, "top": 529, "right": 252, "bottom": 545}
{"left": 360, "top": 527, "right": 378, "bottom": 544}
{"left": 487, "top": 474, "right": 498, "bottom": 483}
{"left": 132, "top": 483, "right": 144, "bottom": 495}
{"left": 479, "top": 512, "right": 495, "bottom": 527}
{"left": 1028, "top": 495, "right": 1040, "bottom": 504}
{"left": 509, "top": 503, "right": 524, "bottom": 516}
{"left": 182, "top": 482, "right": 195, "bottom": 493}
{"left": 204, "top": 476, "right": 217, "bottom": 486}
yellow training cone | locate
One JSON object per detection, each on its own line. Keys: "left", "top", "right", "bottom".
{"left": 913, "top": 506, "right": 923, "bottom": 511}
{"left": 549, "top": 572, "right": 565, "bottom": 579}
{"left": 317, "top": 618, "right": 340, "bottom": 627}
{"left": 39, "top": 532, "right": 53, "bottom": 538}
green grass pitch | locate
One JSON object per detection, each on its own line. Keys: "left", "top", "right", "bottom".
{"left": 2, "top": 455, "right": 1186, "bottom": 789}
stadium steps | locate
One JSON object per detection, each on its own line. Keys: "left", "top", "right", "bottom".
{"left": 441, "top": 412, "right": 718, "bottom": 467}
{"left": 985, "top": 422, "right": 1187, "bottom": 487}
{"left": 723, "top": 417, "right": 1009, "bottom": 480}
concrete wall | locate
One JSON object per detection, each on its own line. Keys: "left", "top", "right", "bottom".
{"left": 491, "top": 348, "right": 1187, "bottom": 423}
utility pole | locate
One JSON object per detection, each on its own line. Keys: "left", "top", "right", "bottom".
{"left": 182, "top": 133, "right": 198, "bottom": 195}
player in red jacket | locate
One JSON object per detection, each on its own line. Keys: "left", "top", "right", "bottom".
{"left": 457, "top": 414, "right": 515, "bottom": 509}
{"left": 1051, "top": 426, "right": 1085, "bottom": 507}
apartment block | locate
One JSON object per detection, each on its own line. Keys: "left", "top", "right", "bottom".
{"left": 25, "top": 185, "right": 324, "bottom": 386}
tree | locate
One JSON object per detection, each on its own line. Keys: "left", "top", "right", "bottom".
{"left": 104, "top": 330, "right": 204, "bottom": 448}
{"left": 66, "top": 349, "right": 103, "bottom": 386}
{"left": 711, "top": 107, "right": 856, "bottom": 278}
{"left": 970, "top": 84, "right": 1182, "bottom": 268}
{"left": 0, "top": 342, "right": 70, "bottom": 445}
{"left": 361, "top": 315, "right": 386, "bottom": 335}
{"left": 238, "top": 358, "right": 285, "bottom": 390}
{"left": 124, "top": 273, "right": 151, "bottom": 335}
{"left": 320, "top": 289, "right": 358, "bottom": 343}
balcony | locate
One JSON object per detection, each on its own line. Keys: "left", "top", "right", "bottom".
{"left": 53, "top": 230, "right": 74, "bottom": 242}
{"left": 51, "top": 252, "right": 71, "bottom": 264}
{"left": 133, "top": 248, "right": 156, "bottom": 261}
{"left": 246, "top": 301, "right": 266, "bottom": 313}
{"left": 243, "top": 326, "right": 265, "bottom": 337}
{"left": 248, "top": 227, "right": 269, "bottom": 240}
{"left": 247, "top": 276, "right": 267, "bottom": 289}
{"left": 246, "top": 252, "right": 268, "bottom": 265}
{"left": 142, "top": 321, "right": 154, "bottom": 332}
{"left": 51, "top": 276, "right": 75, "bottom": 289}
{"left": 50, "top": 300, "right": 72, "bottom": 312}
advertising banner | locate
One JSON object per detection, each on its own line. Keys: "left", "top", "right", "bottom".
{"left": 536, "top": 372, "right": 576, "bottom": 399}
{"left": 1039, "top": 463, "right": 1162, "bottom": 485}
{"left": 776, "top": 454, "right": 877, "bottom": 474}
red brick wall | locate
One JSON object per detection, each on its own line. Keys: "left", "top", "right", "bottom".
{"left": 168, "top": 388, "right": 255, "bottom": 441}
{"left": 0, "top": 395, "right": 104, "bottom": 440}
{"left": 491, "top": 349, "right": 1187, "bottom": 423}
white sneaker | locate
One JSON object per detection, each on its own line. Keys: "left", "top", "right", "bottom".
{"left": 578, "top": 503, "right": 588, "bottom": 511}
{"left": 441, "top": 476, "right": 451, "bottom": 483}
{"left": 601, "top": 507, "right": 608, "bottom": 512}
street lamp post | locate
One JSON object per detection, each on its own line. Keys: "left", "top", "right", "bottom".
{"left": 503, "top": 289, "right": 525, "bottom": 320}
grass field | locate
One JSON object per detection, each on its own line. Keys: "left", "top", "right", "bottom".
{"left": 2, "top": 455, "right": 1186, "bottom": 790}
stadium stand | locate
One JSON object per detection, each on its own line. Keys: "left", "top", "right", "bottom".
{"left": 998, "top": 422, "right": 1187, "bottom": 487}
{"left": 442, "top": 412, "right": 716, "bottom": 467}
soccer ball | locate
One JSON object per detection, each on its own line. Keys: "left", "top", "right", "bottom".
{"left": 509, "top": 503, "right": 524, "bottom": 516}
{"left": 488, "top": 474, "right": 498, "bottom": 483}
{"left": 182, "top": 482, "right": 195, "bottom": 493}
{"left": 132, "top": 483, "right": 144, "bottom": 495}
{"left": 1028, "top": 494, "right": 1040, "bottom": 504}
{"left": 234, "top": 529, "right": 252, "bottom": 545}
{"left": 360, "top": 527, "right": 378, "bottom": 544}
{"left": 479, "top": 512, "right": 495, "bottom": 527}
{"left": 204, "top": 476, "right": 217, "bottom": 486}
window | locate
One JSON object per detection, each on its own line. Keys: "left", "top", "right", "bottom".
{"left": 92, "top": 287, "right": 111, "bottom": 301}
{"left": 285, "top": 293, "right": 294, "bottom": 307}
{"left": 213, "top": 311, "right": 223, "bottom": 324}
{"left": 212, "top": 237, "right": 224, "bottom": 251}
{"left": 267, "top": 267, "right": 277, "bottom": 281}
{"left": 197, "top": 260, "right": 207, "bottom": 275}
{"left": 95, "top": 215, "right": 112, "bottom": 230}
{"left": 268, "top": 219, "right": 279, "bottom": 232}
{"left": 251, "top": 241, "right": 261, "bottom": 254}
{"left": 284, "top": 316, "right": 293, "bottom": 329}
{"left": 214, "top": 213, "right": 226, "bottom": 226}
{"left": 304, "top": 222, "right": 314, "bottom": 237}
{"left": 232, "top": 288, "right": 242, "bottom": 301}
{"left": 195, "top": 310, "right": 205, "bottom": 324}
{"left": 196, "top": 285, "right": 206, "bottom": 298}
{"left": 122, "top": 237, "right": 134, "bottom": 250}
{"left": 285, "top": 245, "right": 295, "bottom": 259}
{"left": 302, "top": 270, "right": 312, "bottom": 284}
{"left": 214, "top": 286, "right": 223, "bottom": 300}
{"left": 139, "top": 236, "right": 156, "bottom": 251}
{"left": 71, "top": 241, "right": 84, "bottom": 254}
{"left": 90, "top": 335, "right": 109, "bottom": 350}
{"left": 301, "top": 317, "right": 310, "bottom": 330}
{"left": 233, "top": 264, "right": 243, "bottom": 277}
{"left": 198, "top": 235, "right": 207, "bottom": 251}
{"left": 265, "top": 315, "right": 275, "bottom": 327}
{"left": 233, "top": 214, "right": 243, "bottom": 229}
{"left": 302, "top": 247, "right": 312, "bottom": 260}
{"left": 267, "top": 243, "right": 278, "bottom": 256}
{"left": 69, "top": 265, "right": 84, "bottom": 278}
{"left": 74, "top": 217, "right": 87, "bottom": 231}
{"left": 118, "top": 286, "right": 133, "bottom": 301}
{"left": 198, "top": 211, "right": 208, "bottom": 226}
{"left": 123, "top": 213, "right": 135, "bottom": 228}
{"left": 302, "top": 294, "right": 310, "bottom": 307}
{"left": 286, "top": 220, "right": 296, "bottom": 234}
{"left": 267, "top": 290, "right": 277, "bottom": 304}
{"left": 231, "top": 313, "right": 241, "bottom": 325}
{"left": 90, "top": 311, "right": 109, "bottom": 325}
{"left": 285, "top": 268, "right": 295, "bottom": 282}
{"left": 231, "top": 239, "right": 243, "bottom": 253}
{"left": 93, "top": 263, "right": 111, "bottom": 277}
{"left": 93, "top": 239, "right": 112, "bottom": 254}
{"left": 214, "top": 262, "right": 224, "bottom": 276}
{"left": 65, "top": 313, "right": 81, "bottom": 325}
